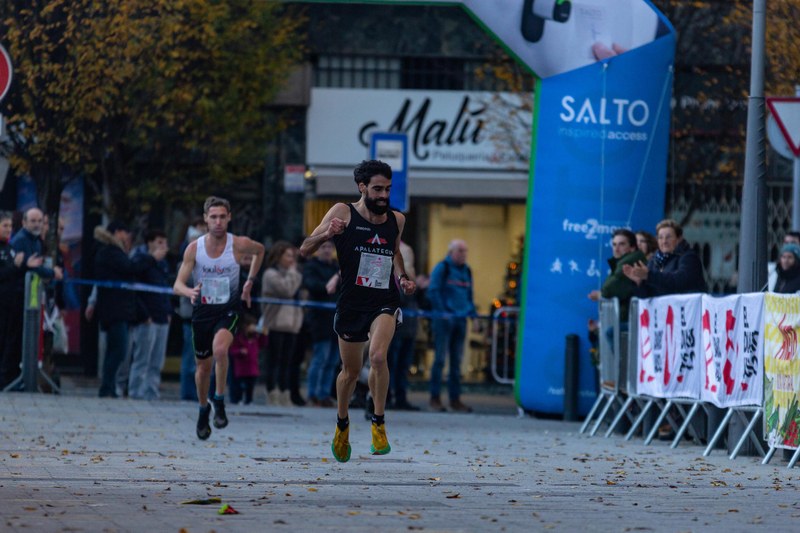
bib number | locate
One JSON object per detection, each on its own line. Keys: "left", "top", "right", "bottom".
{"left": 355, "top": 252, "right": 392, "bottom": 289}
{"left": 200, "top": 277, "right": 230, "bottom": 304}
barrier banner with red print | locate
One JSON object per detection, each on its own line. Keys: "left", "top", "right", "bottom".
{"left": 636, "top": 294, "right": 703, "bottom": 399}
{"left": 701, "top": 294, "right": 764, "bottom": 408}
{"left": 764, "top": 294, "right": 800, "bottom": 450}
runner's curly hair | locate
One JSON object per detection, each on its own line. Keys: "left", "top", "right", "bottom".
{"left": 353, "top": 160, "right": 392, "bottom": 186}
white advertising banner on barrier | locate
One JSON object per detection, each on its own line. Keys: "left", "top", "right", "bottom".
{"left": 637, "top": 294, "right": 703, "bottom": 399}
{"left": 701, "top": 294, "right": 764, "bottom": 408}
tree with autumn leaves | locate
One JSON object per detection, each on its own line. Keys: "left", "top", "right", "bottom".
{"left": 0, "top": 0, "right": 305, "bottom": 232}
{"left": 651, "top": 0, "right": 800, "bottom": 189}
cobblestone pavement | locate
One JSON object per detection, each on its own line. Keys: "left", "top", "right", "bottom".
{"left": 1, "top": 392, "right": 799, "bottom": 532}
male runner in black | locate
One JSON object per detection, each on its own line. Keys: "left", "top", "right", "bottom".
{"left": 300, "top": 160, "right": 416, "bottom": 462}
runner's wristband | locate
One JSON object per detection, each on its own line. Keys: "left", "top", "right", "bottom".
{"left": 398, "top": 274, "right": 409, "bottom": 282}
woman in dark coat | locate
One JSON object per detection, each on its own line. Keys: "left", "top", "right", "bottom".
{"left": 622, "top": 218, "right": 707, "bottom": 442}
{"left": 774, "top": 243, "right": 800, "bottom": 294}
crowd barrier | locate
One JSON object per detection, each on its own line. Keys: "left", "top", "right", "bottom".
{"left": 583, "top": 293, "right": 800, "bottom": 469}
{"left": 6, "top": 277, "right": 519, "bottom": 395}
{"left": 2, "top": 273, "right": 61, "bottom": 394}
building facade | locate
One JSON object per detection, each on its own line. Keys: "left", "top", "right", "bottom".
{"left": 288, "top": 3, "right": 533, "bottom": 311}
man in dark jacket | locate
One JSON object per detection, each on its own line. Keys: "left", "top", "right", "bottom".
{"left": 11, "top": 208, "right": 62, "bottom": 282}
{"left": 428, "top": 239, "right": 476, "bottom": 413}
{"left": 128, "top": 229, "right": 170, "bottom": 400}
{"left": 588, "top": 229, "right": 645, "bottom": 322}
{"left": 0, "top": 211, "right": 44, "bottom": 387}
{"left": 3, "top": 208, "right": 61, "bottom": 388}
{"left": 93, "top": 221, "right": 149, "bottom": 398}
{"left": 623, "top": 219, "right": 707, "bottom": 297}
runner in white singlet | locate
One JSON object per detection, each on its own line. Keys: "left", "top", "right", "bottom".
{"left": 174, "top": 196, "right": 265, "bottom": 440}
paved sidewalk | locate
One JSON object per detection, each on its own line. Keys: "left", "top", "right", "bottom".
{"left": 1, "top": 393, "right": 798, "bottom": 533}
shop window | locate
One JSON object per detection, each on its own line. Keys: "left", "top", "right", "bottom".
{"left": 315, "top": 55, "right": 401, "bottom": 89}
{"left": 314, "top": 55, "right": 534, "bottom": 93}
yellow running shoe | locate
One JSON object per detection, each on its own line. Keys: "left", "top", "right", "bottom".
{"left": 370, "top": 422, "right": 391, "bottom": 455}
{"left": 331, "top": 424, "right": 351, "bottom": 463}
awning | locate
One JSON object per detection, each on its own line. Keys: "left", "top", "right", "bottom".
{"left": 310, "top": 165, "right": 528, "bottom": 200}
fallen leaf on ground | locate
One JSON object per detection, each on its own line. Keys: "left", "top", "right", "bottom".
{"left": 218, "top": 504, "right": 239, "bottom": 515}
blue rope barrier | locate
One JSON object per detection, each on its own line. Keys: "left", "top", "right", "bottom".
{"left": 64, "top": 278, "right": 504, "bottom": 320}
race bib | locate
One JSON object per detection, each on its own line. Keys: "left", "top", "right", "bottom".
{"left": 355, "top": 252, "right": 392, "bottom": 289}
{"left": 200, "top": 277, "right": 230, "bottom": 304}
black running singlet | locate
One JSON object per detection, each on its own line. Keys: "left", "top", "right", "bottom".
{"left": 332, "top": 204, "right": 400, "bottom": 312}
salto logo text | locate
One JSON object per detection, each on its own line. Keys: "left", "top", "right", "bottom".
{"left": 559, "top": 96, "right": 649, "bottom": 127}
{"left": 562, "top": 218, "right": 624, "bottom": 240}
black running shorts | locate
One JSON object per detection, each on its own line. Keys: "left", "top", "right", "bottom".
{"left": 333, "top": 306, "right": 401, "bottom": 343}
{"left": 192, "top": 311, "right": 240, "bottom": 359}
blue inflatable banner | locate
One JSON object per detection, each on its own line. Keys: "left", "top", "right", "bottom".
{"left": 517, "top": 6, "right": 675, "bottom": 414}
{"left": 304, "top": 0, "right": 675, "bottom": 414}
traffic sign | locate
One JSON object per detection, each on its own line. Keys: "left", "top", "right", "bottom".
{"left": 0, "top": 44, "right": 12, "bottom": 102}
{"left": 768, "top": 115, "right": 794, "bottom": 160}
{"left": 369, "top": 132, "right": 409, "bottom": 212}
{"left": 766, "top": 97, "right": 800, "bottom": 157}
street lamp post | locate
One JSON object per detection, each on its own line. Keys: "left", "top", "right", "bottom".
{"left": 730, "top": 0, "right": 768, "bottom": 456}
{"left": 737, "top": 0, "right": 768, "bottom": 294}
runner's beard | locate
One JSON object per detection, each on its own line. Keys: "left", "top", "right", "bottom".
{"left": 365, "top": 196, "right": 388, "bottom": 215}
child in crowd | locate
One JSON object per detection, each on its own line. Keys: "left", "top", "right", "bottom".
{"left": 229, "top": 314, "right": 267, "bottom": 405}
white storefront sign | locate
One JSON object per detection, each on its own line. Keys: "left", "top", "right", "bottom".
{"left": 307, "top": 88, "right": 531, "bottom": 171}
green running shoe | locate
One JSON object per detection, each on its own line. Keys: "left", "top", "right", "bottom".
{"left": 370, "top": 422, "right": 391, "bottom": 455}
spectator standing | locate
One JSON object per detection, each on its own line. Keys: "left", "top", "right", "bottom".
{"left": 773, "top": 243, "right": 800, "bottom": 294}
{"left": 93, "top": 221, "right": 149, "bottom": 398}
{"left": 128, "top": 230, "right": 171, "bottom": 400}
{"left": 784, "top": 231, "right": 800, "bottom": 246}
{"left": 0, "top": 211, "right": 43, "bottom": 388}
{"left": 11, "top": 208, "right": 62, "bottom": 282}
{"left": 229, "top": 314, "right": 267, "bottom": 404}
{"left": 587, "top": 229, "right": 645, "bottom": 381}
{"left": 635, "top": 230, "right": 658, "bottom": 261}
{"left": 624, "top": 218, "right": 707, "bottom": 441}
{"left": 623, "top": 219, "right": 707, "bottom": 297}
{"left": 427, "top": 239, "right": 476, "bottom": 413}
{"left": 179, "top": 218, "right": 207, "bottom": 257}
{"left": 303, "top": 240, "right": 340, "bottom": 407}
{"left": 588, "top": 229, "right": 646, "bottom": 323}
{"left": 176, "top": 225, "right": 205, "bottom": 401}
{"left": 388, "top": 240, "right": 422, "bottom": 411}
{"left": 4, "top": 208, "right": 62, "bottom": 388}
{"left": 261, "top": 241, "right": 303, "bottom": 407}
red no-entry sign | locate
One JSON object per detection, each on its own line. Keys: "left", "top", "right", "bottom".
{"left": 0, "top": 44, "right": 12, "bottom": 103}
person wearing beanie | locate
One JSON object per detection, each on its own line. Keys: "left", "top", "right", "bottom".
{"left": 774, "top": 243, "right": 800, "bottom": 294}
